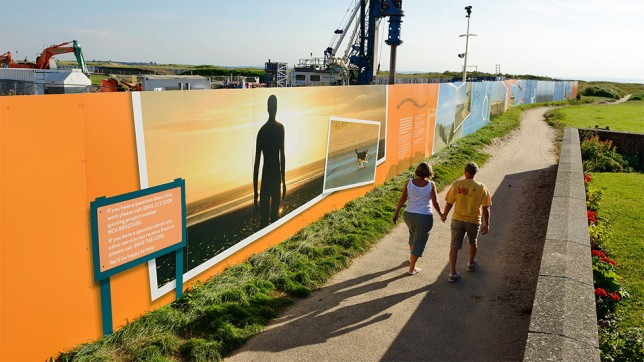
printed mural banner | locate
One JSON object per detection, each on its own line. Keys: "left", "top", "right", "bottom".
{"left": 132, "top": 79, "right": 574, "bottom": 299}
{"left": 386, "top": 84, "right": 439, "bottom": 175}
{"left": 434, "top": 82, "right": 472, "bottom": 152}
{"left": 134, "top": 86, "right": 386, "bottom": 298}
{"left": 1, "top": 79, "right": 580, "bottom": 361}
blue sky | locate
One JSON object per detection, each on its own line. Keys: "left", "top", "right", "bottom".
{"left": 1, "top": 0, "right": 642, "bottom": 83}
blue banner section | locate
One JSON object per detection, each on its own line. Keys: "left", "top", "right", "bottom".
{"left": 439, "top": 79, "right": 576, "bottom": 141}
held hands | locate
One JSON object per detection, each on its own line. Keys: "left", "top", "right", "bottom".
{"left": 440, "top": 214, "right": 447, "bottom": 223}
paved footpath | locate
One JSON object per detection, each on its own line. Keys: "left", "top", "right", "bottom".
{"left": 226, "top": 108, "right": 559, "bottom": 361}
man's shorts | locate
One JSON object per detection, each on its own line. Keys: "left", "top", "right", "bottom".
{"left": 450, "top": 219, "right": 480, "bottom": 249}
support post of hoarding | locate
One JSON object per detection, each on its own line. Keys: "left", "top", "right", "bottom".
{"left": 176, "top": 249, "right": 184, "bottom": 299}
{"left": 100, "top": 278, "right": 113, "bottom": 335}
{"left": 90, "top": 179, "right": 187, "bottom": 337}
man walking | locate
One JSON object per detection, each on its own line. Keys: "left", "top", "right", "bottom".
{"left": 441, "top": 162, "right": 491, "bottom": 283}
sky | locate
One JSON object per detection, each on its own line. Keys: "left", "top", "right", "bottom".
{"left": 1, "top": 0, "right": 643, "bottom": 83}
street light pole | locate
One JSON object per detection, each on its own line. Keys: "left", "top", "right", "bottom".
{"left": 462, "top": 6, "right": 473, "bottom": 83}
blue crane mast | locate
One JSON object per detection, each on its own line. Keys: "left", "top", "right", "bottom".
{"left": 349, "top": 0, "right": 404, "bottom": 85}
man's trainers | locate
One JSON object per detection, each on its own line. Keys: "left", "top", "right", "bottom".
{"left": 467, "top": 260, "right": 478, "bottom": 272}
{"left": 448, "top": 272, "right": 460, "bottom": 283}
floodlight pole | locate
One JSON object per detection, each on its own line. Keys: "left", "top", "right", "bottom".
{"left": 462, "top": 6, "right": 473, "bottom": 83}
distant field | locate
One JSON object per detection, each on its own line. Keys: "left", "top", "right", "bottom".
{"left": 554, "top": 102, "right": 644, "bottom": 133}
{"left": 578, "top": 81, "right": 644, "bottom": 99}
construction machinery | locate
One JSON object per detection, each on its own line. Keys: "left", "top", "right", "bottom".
{"left": 0, "top": 51, "right": 13, "bottom": 68}
{"left": 100, "top": 74, "right": 143, "bottom": 92}
{"left": 2, "top": 40, "right": 89, "bottom": 75}
{"left": 293, "top": 0, "right": 403, "bottom": 86}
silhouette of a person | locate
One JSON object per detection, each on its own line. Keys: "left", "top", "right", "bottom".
{"left": 253, "top": 95, "right": 286, "bottom": 226}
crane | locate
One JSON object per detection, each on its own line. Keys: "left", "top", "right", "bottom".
{"left": 288, "top": 1, "right": 404, "bottom": 87}
{"left": 323, "top": 0, "right": 404, "bottom": 85}
{"left": 324, "top": 1, "right": 362, "bottom": 69}
{"left": 351, "top": 0, "right": 403, "bottom": 85}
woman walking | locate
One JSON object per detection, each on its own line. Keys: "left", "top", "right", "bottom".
{"left": 393, "top": 162, "right": 443, "bottom": 275}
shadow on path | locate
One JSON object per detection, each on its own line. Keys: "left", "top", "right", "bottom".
{"left": 229, "top": 261, "right": 432, "bottom": 353}
{"left": 382, "top": 166, "right": 556, "bottom": 361}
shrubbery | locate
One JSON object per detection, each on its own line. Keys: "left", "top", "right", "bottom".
{"left": 580, "top": 134, "right": 631, "bottom": 172}
{"left": 599, "top": 322, "right": 644, "bottom": 362}
{"left": 582, "top": 86, "right": 620, "bottom": 99}
{"left": 629, "top": 93, "right": 644, "bottom": 101}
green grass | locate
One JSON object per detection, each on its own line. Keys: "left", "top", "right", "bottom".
{"left": 578, "top": 81, "right": 644, "bottom": 100}
{"left": 55, "top": 101, "right": 568, "bottom": 361}
{"left": 89, "top": 74, "right": 106, "bottom": 87}
{"left": 545, "top": 102, "right": 644, "bottom": 134}
{"left": 591, "top": 173, "right": 644, "bottom": 328}
{"left": 590, "top": 173, "right": 644, "bottom": 361}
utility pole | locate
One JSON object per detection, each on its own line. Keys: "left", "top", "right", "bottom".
{"left": 461, "top": 6, "right": 473, "bottom": 83}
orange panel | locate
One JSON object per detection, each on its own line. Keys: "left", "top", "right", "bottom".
{"left": 385, "top": 84, "right": 439, "bottom": 179}
{"left": 0, "top": 92, "right": 151, "bottom": 360}
{"left": 1, "top": 94, "right": 97, "bottom": 360}
{"left": 79, "top": 92, "right": 165, "bottom": 335}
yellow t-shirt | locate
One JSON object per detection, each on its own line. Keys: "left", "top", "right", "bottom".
{"left": 445, "top": 178, "right": 492, "bottom": 224}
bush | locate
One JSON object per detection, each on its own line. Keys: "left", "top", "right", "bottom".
{"left": 580, "top": 135, "right": 630, "bottom": 172}
{"left": 582, "top": 86, "right": 620, "bottom": 99}
{"left": 588, "top": 223, "right": 610, "bottom": 249}
{"left": 586, "top": 187, "right": 603, "bottom": 212}
{"left": 600, "top": 323, "right": 644, "bottom": 361}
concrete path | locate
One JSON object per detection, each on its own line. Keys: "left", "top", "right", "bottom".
{"left": 226, "top": 108, "right": 559, "bottom": 361}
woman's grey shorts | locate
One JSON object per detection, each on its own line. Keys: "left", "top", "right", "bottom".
{"left": 403, "top": 211, "right": 434, "bottom": 257}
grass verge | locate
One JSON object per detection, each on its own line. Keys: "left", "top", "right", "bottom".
{"left": 590, "top": 172, "right": 644, "bottom": 360}
{"left": 55, "top": 101, "right": 563, "bottom": 361}
{"left": 545, "top": 101, "right": 644, "bottom": 134}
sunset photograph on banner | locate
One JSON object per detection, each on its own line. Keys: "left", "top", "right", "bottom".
{"left": 134, "top": 86, "right": 386, "bottom": 298}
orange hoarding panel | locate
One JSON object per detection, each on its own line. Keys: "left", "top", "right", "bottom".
{"left": 386, "top": 84, "right": 439, "bottom": 175}
{"left": 0, "top": 80, "right": 577, "bottom": 361}
{"left": 1, "top": 94, "right": 99, "bottom": 360}
{"left": 0, "top": 92, "right": 145, "bottom": 361}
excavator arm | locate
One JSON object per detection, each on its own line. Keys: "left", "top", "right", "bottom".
{"left": 35, "top": 40, "right": 89, "bottom": 75}
{"left": 0, "top": 51, "right": 12, "bottom": 68}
